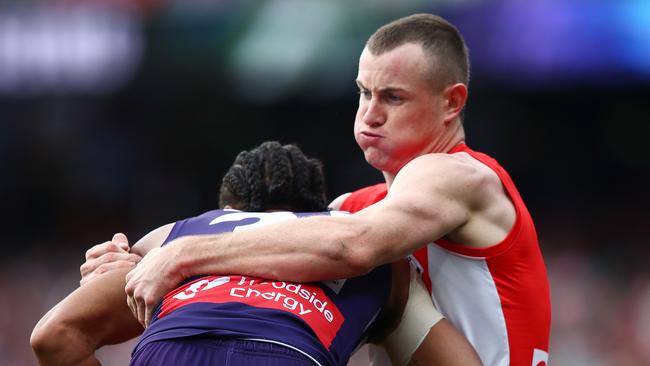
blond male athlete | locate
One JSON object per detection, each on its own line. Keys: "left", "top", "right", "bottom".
{"left": 85, "top": 14, "right": 551, "bottom": 366}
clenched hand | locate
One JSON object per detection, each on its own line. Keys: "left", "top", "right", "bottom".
{"left": 80, "top": 233, "right": 142, "bottom": 286}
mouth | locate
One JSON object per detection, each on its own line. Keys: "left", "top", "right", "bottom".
{"left": 358, "top": 131, "right": 384, "bottom": 146}
{"left": 361, "top": 131, "right": 383, "bottom": 138}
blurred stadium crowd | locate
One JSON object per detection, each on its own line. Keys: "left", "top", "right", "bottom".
{"left": 1, "top": 1, "right": 649, "bottom": 365}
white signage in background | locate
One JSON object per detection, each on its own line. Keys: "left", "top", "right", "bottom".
{"left": 0, "top": 5, "right": 144, "bottom": 96}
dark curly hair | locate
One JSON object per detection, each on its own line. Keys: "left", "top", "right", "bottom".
{"left": 219, "top": 141, "right": 327, "bottom": 212}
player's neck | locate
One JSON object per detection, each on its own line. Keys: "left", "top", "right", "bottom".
{"left": 436, "top": 122, "right": 465, "bottom": 152}
{"left": 383, "top": 171, "right": 396, "bottom": 188}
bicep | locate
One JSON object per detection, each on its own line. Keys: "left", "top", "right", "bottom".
{"left": 355, "top": 167, "right": 470, "bottom": 260}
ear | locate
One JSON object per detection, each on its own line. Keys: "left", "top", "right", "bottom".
{"left": 443, "top": 83, "right": 468, "bottom": 122}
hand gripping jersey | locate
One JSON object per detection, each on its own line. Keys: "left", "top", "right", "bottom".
{"left": 340, "top": 144, "right": 551, "bottom": 366}
{"left": 132, "top": 209, "right": 391, "bottom": 366}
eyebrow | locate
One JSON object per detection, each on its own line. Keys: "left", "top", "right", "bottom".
{"left": 356, "top": 80, "right": 407, "bottom": 94}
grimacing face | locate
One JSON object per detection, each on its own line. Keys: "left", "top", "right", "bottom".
{"left": 354, "top": 43, "right": 451, "bottom": 176}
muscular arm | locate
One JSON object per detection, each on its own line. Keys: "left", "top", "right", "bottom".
{"left": 154, "top": 153, "right": 508, "bottom": 278}
{"left": 31, "top": 268, "right": 142, "bottom": 366}
{"left": 196, "top": 157, "right": 466, "bottom": 275}
{"left": 126, "top": 153, "right": 515, "bottom": 324}
{"left": 31, "top": 224, "right": 173, "bottom": 365}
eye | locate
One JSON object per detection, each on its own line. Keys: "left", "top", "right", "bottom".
{"left": 386, "top": 94, "right": 403, "bottom": 103}
{"left": 357, "top": 89, "right": 371, "bottom": 99}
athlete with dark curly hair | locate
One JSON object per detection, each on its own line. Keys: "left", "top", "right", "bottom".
{"left": 31, "top": 141, "right": 479, "bottom": 366}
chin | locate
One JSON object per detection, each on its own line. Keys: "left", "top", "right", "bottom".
{"left": 363, "top": 150, "right": 389, "bottom": 171}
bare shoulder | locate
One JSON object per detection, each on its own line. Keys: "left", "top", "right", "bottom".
{"left": 328, "top": 192, "right": 352, "bottom": 211}
{"left": 130, "top": 223, "right": 175, "bottom": 257}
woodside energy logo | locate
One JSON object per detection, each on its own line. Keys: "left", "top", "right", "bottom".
{"left": 159, "top": 275, "right": 344, "bottom": 348}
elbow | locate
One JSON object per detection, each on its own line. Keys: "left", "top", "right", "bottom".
{"left": 30, "top": 325, "right": 46, "bottom": 357}
{"left": 31, "top": 318, "right": 93, "bottom": 365}
{"left": 31, "top": 320, "right": 65, "bottom": 362}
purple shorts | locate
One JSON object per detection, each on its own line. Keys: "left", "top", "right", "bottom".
{"left": 130, "top": 337, "right": 316, "bottom": 366}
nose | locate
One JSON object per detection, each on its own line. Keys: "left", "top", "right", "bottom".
{"left": 360, "top": 97, "right": 386, "bottom": 127}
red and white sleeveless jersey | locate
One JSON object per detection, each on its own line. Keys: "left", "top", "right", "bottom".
{"left": 341, "top": 144, "right": 551, "bottom": 366}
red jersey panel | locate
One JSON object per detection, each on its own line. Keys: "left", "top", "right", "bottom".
{"left": 340, "top": 144, "right": 551, "bottom": 366}
{"left": 159, "top": 275, "right": 344, "bottom": 348}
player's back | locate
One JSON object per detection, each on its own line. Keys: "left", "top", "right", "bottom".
{"left": 133, "top": 209, "right": 392, "bottom": 366}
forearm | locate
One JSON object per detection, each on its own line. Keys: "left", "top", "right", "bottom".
{"left": 174, "top": 215, "right": 383, "bottom": 282}
{"left": 31, "top": 268, "right": 142, "bottom": 364}
{"left": 410, "top": 320, "right": 482, "bottom": 366}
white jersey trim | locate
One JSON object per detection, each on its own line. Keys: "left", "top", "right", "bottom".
{"left": 242, "top": 338, "right": 322, "bottom": 366}
{"left": 427, "top": 243, "right": 511, "bottom": 366}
